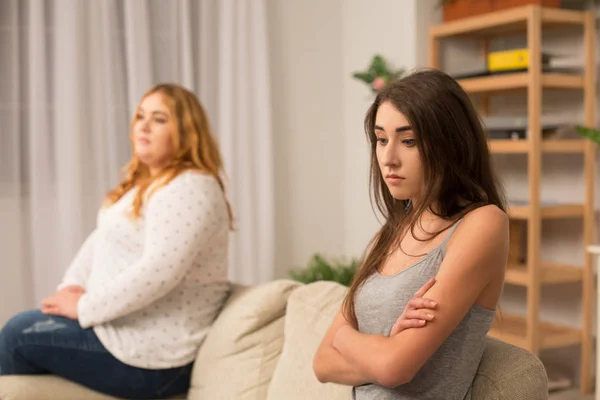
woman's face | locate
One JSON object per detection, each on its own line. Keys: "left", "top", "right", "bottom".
{"left": 133, "top": 92, "right": 177, "bottom": 175}
{"left": 375, "top": 101, "right": 424, "bottom": 203}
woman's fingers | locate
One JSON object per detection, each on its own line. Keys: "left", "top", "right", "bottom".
{"left": 63, "top": 285, "right": 85, "bottom": 294}
{"left": 407, "top": 297, "right": 437, "bottom": 310}
{"left": 400, "top": 318, "right": 427, "bottom": 328}
{"left": 41, "top": 298, "right": 54, "bottom": 308}
{"left": 405, "top": 309, "right": 435, "bottom": 321}
{"left": 390, "top": 318, "right": 426, "bottom": 336}
{"left": 390, "top": 279, "right": 438, "bottom": 337}
{"left": 413, "top": 277, "right": 436, "bottom": 298}
{"left": 41, "top": 305, "right": 58, "bottom": 315}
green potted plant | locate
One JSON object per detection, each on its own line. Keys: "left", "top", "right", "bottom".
{"left": 288, "top": 253, "right": 358, "bottom": 287}
{"left": 352, "top": 54, "right": 406, "bottom": 94}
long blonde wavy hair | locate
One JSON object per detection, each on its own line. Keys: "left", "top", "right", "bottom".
{"left": 104, "top": 83, "right": 233, "bottom": 226}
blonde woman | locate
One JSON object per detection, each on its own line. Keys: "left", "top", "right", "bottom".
{"left": 0, "top": 84, "right": 233, "bottom": 399}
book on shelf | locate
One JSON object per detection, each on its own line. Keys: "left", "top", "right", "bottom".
{"left": 449, "top": 49, "right": 588, "bottom": 79}
{"left": 483, "top": 116, "right": 582, "bottom": 141}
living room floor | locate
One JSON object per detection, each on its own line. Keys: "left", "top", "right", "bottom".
{"left": 549, "top": 388, "right": 594, "bottom": 399}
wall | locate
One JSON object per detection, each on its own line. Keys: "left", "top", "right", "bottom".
{"left": 267, "top": 0, "right": 346, "bottom": 277}
{"left": 341, "top": 0, "right": 420, "bottom": 258}
{"left": 267, "top": 0, "right": 433, "bottom": 277}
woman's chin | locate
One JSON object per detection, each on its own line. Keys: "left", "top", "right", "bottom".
{"left": 134, "top": 152, "right": 153, "bottom": 164}
{"left": 388, "top": 190, "right": 409, "bottom": 201}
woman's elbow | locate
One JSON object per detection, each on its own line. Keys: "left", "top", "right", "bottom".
{"left": 312, "top": 352, "right": 328, "bottom": 383}
{"left": 376, "top": 360, "right": 415, "bottom": 388}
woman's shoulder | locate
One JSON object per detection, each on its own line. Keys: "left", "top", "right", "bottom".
{"left": 462, "top": 204, "right": 507, "bottom": 227}
{"left": 449, "top": 204, "right": 509, "bottom": 252}
{"left": 158, "top": 170, "right": 221, "bottom": 193}
{"left": 170, "top": 169, "right": 220, "bottom": 186}
{"left": 149, "top": 169, "right": 224, "bottom": 204}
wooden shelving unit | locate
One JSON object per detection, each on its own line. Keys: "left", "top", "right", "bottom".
{"left": 430, "top": 5, "right": 597, "bottom": 395}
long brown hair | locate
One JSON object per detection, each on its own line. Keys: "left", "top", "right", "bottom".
{"left": 342, "top": 69, "right": 506, "bottom": 328}
{"left": 105, "top": 83, "right": 233, "bottom": 226}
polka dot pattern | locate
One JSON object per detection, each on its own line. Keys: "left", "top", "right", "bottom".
{"left": 58, "top": 171, "right": 231, "bottom": 369}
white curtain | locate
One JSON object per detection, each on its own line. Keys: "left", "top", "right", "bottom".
{"left": 0, "top": 0, "right": 274, "bottom": 323}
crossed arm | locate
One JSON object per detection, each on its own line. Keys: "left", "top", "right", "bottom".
{"left": 313, "top": 206, "right": 508, "bottom": 388}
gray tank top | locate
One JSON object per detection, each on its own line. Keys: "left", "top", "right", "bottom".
{"left": 352, "top": 219, "right": 495, "bottom": 400}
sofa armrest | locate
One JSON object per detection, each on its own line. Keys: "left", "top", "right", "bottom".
{"left": 473, "top": 337, "right": 548, "bottom": 400}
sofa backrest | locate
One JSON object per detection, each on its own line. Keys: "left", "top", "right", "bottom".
{"left": 188, "top": 279, "right": 301, "bottom": 400}
{"left": 267, "top": 280, "right": 351, "bottom": 400}
{"left": 269, "top": 280, "right": 548, "bottom": 400}
{"left": 191, "top": 279, "right": 548, "bottom": 400}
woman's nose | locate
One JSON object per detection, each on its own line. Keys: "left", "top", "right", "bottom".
{"left": 381, "top": 145, "right": 400, "bottom": 167}
{"left": 139, "top": 119, "right": 151, "bottom": 132}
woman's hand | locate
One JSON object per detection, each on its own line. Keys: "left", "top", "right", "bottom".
{"left": 41, "top": 285, "right": 85, "bottom": 320}
{"left": 389, "top": 278, "right": 437, "bottom": 336}
{"left": 57, "top": 285, "right": 85, "bottom": 295}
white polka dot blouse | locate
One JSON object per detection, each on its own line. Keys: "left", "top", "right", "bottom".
{"left": 57, "top": 171, "right": 231, "bottom": 369}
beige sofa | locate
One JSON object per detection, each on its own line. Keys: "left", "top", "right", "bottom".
{"left": 0, "top": 280, "right": 549, "bottom": 400}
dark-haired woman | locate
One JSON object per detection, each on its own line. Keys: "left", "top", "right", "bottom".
{"left": 313, "top": 68, "right": 508, "bottom": 400}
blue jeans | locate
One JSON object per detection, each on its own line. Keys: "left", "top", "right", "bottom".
{"left": 0, "top": 310, "right": 193, "bottom": 399}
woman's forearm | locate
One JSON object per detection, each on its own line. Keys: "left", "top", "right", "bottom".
{"left": 332, "top": 325, "right": 392, "bottom": 385}
{"left": 314, "top": 345, "right": 370, "bottom": 386}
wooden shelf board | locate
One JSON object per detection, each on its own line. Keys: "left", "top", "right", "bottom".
{"left": 505, "top": 262, "right": 583, "bottom": 286}
{"left": 508, "top": 204, "right": 584, "bottom": 219}
{"left": 430, "top": 5, "right": 585, "bottom": 39}
{"left": 488, "top": 140, "right": 586, "bottom": 154}
{"left": 488, "top": 313, "right": 581, "bottom": 350}
{"left": 489, "top": 140, "right": 529, "bottom": 153}
{"left": 541, "top": 140, "right": 586, "bottom": 153}
{"left": 458, "top": 73, "right": 528, "bottom": 93}
{"left": 542, "top": 74, "right": 585, "bottom": 89}
{"left": 457, "top": 73, "right": 584, "bottom": 94}
{"left": 541, "top": 7, "right": 587, "bottom": 26}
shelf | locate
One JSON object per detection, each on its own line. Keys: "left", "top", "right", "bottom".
{"left": 488, "top": 313, "right": 582, "bottom": 350}
{"left": 505, "top": 262, "right": 583, "bottom": 286}
{"left": 508, "top": 204, "right": 584, "bottom": 219}
{"left": 488, "top": 139, "right": 586, "bottom": 154}
{"left": 541, "top": 140, "right": 586, "bottom": 153}
{"left": 489, "top": 140, "right": 529, "bottom": 153}
{"left": 430, "top": 5, "right": 586, "bottom": 39}
{"left": 457, "top": 72, "right": 584, "bottom": 94}
{"left": 430, "top": 3, "right": 596, "bottom": 394}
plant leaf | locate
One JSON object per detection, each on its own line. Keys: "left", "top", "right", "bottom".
{"left": 288, "top": 253, "right": 358, "bottom": 286}
{"left": 576, "top": 125, "right": 600, "bottom": 145}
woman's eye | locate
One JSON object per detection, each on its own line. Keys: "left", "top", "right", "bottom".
{"left": 155, "top": 118, "right": 167, "bottom": 124}
{"left": 376, "top": 137, "right": 388, "bottom": 145}
{"left": 403, "top": 139, "right": 416, "bottom": 147}
{"left": 136, "top": 114, "right": 144, "bottom": 120}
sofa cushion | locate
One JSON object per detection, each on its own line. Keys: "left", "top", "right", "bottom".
{"left": 189, "top": 279, "right": 301, "bottom": 400}
{"left": 0, "top": 373, "right": 187, "bottom": 400}
{"left": 0, "top": 375, "right": 124, "bottom": 400}
{"left": 473, "top": 337, "right": 548, "bottom": 400}
{"left": 267, "top": 280, "right": 352, "bottom": 400}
